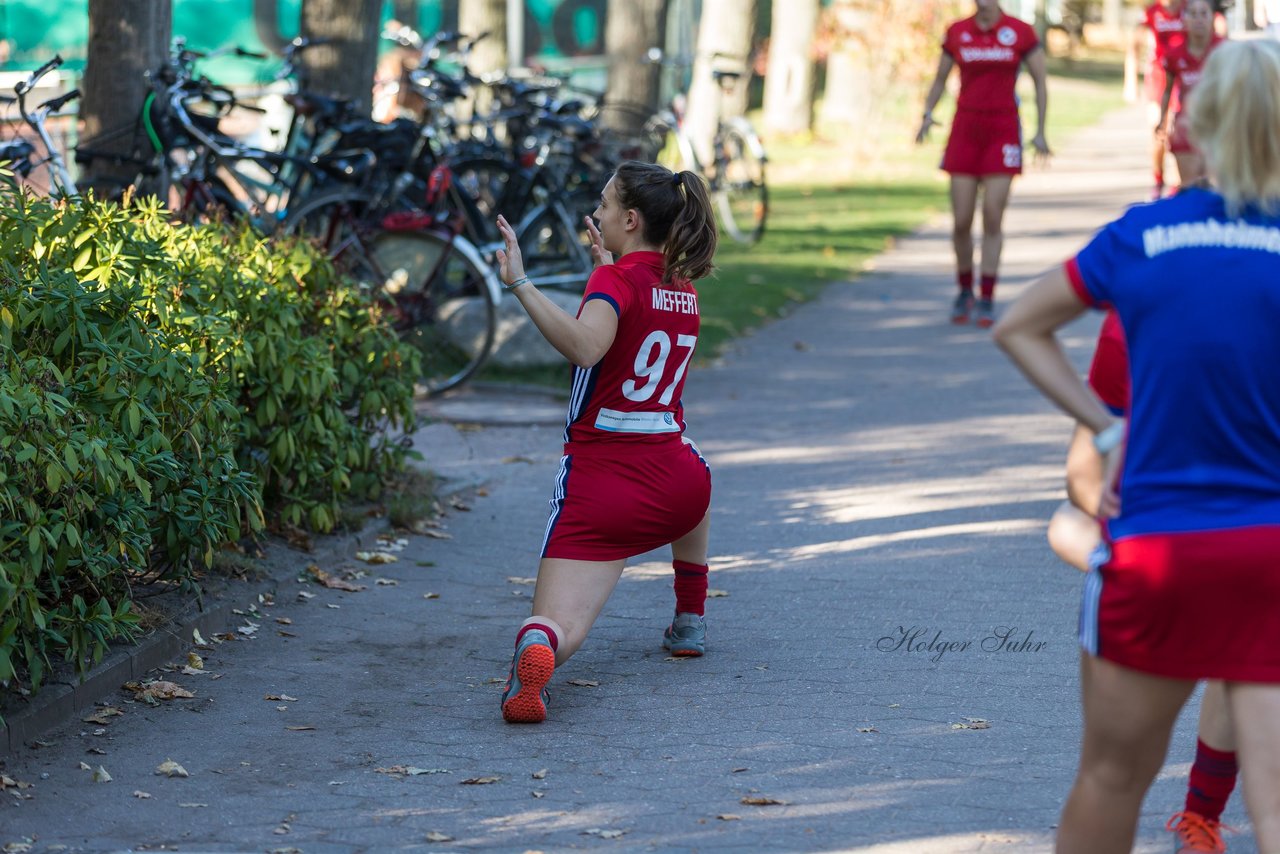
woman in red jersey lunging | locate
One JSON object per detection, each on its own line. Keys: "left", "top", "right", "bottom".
{"left": 1157, "top": 0, "right": 1224, "bottom": 192}
{"left": 917, "top": 0, "right": 1050, "bottom": 329}
{"left": 493, "top": 161, "right": 718, "bottom": 724}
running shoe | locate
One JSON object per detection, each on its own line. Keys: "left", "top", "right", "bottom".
{"left": 662, "top": 612, "right": 707, "bottom": 657}
{"left": 950, "top": 291, "right": 974, "bottom": 324}
{"left": 1166, "top": 810, "right": 1227, "bottom": 854}
{"left": 501, "top": 630, "right": 555, "bottom": 723}
{"left": 974, "top": 298, "right": 995, "bottom": 329}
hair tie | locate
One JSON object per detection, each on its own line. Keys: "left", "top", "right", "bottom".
{"left": 671, "top": 171, "right": 682, "bottom": 187}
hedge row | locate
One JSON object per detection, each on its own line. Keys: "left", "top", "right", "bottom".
{"left": 0, "top": 181, "right": 420, "bottom": 693}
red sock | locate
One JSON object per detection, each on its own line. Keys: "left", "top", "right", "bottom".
{"left": 516, "top": 622, "right": 559, "bottom": 652}
{"left": 1154, "top": 171, "right": 1165, "bottom": 188}
{"left": 1185, "top": 738, "right": 1238, "bottom": 822}
{"left": 980, "top": 274, "right": 997, "bottom": 300}
{"left": 672, "top": 560, "right": 708, "bottom": 616}
{"left": 957, "top": 270, "right": 974, "bottom": 293}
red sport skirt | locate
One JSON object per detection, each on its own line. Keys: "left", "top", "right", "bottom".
{"left": 942, "top": 109, "right": 1023, "bottom": 176}
{"left": 540, "top": 440, "right": 711, "bottom": 561}
{"left": 1080, "top": 525, "right": 1280, "bottom": 681}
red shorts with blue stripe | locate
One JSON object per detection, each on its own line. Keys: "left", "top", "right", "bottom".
{"left": 1080, "top": 525, "right": 1280, "bottom": 681}
{"left": 541, "top": 440, "right": 711, "bottom": 561}
{"left": 942, "top": 109, "right": 1023, "bottom": 176}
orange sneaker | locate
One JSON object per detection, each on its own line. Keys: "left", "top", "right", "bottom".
{"left": 500, "top": 631, "right": 555, "bottom": 724}
{"left": 1166, "top": 811, "right": 1227, "bottom": 854}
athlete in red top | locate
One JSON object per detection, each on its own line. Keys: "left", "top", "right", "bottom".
{"left": 1158, "top": 0, "right": 1224, "bottom": 189}
{"left": 493, "top": 161, "right": 719, "bottom": 724}
{"left": 917, "top": 0, "right": 1049, "bottom": 329}
{"left": 1142, "top": 0, "right": 1187, "bottom": 198}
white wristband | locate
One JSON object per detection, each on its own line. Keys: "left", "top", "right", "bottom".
{"left": 1093, "top": 421, "right": 1125, "bottom": 455}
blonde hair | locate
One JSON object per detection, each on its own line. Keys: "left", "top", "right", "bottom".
{"left": 1188, "top": 39, "right": 1280, "bottom": 217}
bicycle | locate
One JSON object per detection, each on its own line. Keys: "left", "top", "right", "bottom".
{"left": 642, "top": 50, "right": 768, "bottom": 247}
{"left": 0, "top": 55, "right": 81, "bottom": 198}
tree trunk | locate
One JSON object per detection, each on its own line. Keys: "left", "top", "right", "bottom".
{"left": 299, "top": 0, "right": 382, "bottom": 117}
{"left": 81, "top": 0, "right": 171, "bottom": 184}
{"left": 817, "top": 0, "right": 872, "bottom": 129}
{"left": 253, "top": 0, "right": 286, "bottom": 55}
{"left": 600, "top": 0, "right": 665, "bottom": 135}
{"left": 685, "top": 0, "right": 756, "bottom": 165}
{"left": 458, "top": 0, "right": 509, "bottom": 119}
{"left": 762, "top": 0, "right": 819, "bottom": 136}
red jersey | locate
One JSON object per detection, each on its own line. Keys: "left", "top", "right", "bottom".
{"left": 1145, "top": 2, "right": 1186, "bottom": 61}
{"left": 1162, "top": 36, "right": 1224, "bottom": 109}
{"left": 1087, "top": 310, "right": 1130, "bottom": 416}
{"left": 564, "top": 251, "right": 699, "bottom": 452}
{"left": 943, "top": 13, "right": 1040, "bottom": 113}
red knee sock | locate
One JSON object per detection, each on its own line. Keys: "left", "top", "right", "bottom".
{"left": 957, "top": 270, "right": 974, "bottom": 293}
{"left": 516, "top": 622, "right": 559, "bottom": 652}
{"left": 1185, "top": 738, "right": 1238, "bottom": 822}
{"left": 672, "top": 560, "right": 708, "bottom": 616}
{"left": 980, "top": 274, "right": 997, "bottom": 300}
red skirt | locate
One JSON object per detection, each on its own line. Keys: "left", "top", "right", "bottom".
{"left": 942, "top": 109, "right": 1023, "bottom": 176}
{"left": 1081, "top": 526, "right": 1280, "bottom": 681}
{"left": 540, "top": 441, "right": 711, "bottom": 561}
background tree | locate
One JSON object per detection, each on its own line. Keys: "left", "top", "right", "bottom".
{"left": 762, "top": 0, "right": 819, "bottom": 136}
{"left": 298, "top": 0, "right": 382, "bottom": 116}
{"left": 80, "top": 0, "right": 172, "bottom": 185}
{"left": 459, "top": 0, "right": 508, "bottom": 118}
{"left": 600, "top": 0, "right": 666, "bottom": 135}
{"left": 684, "top": 0, "right": 757, "bottom": 165}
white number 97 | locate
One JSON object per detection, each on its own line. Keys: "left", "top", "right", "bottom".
{"left": 622, "top": 331, "right": 697, "bottom": 404}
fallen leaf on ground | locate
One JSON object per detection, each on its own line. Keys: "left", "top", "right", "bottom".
{"left": 296, "top": 591, "right": 316, "bottom": 601}
{"left": 155, "top": 759, "right": 189, "bottom": 778}
{"left": 4, "top": 842, "right": 34, "bottom": 853}
{"left": 285, "top": 725, "right": 316, "bottom": 731}
{"left": 857, "top": 726, "right": 879, "bottom": 733}
{"left": 86, "top": 747, "right": 107, "bottom": 756}
{"left": 531, "top": 790, "right": 545, "bottom": 798}
{"left": 740, "top": 796, "right": 785, "bottom": 806}
{"left": 186, "top": 653, "right": 204, "bottom": 670}
{"left": 237, "top": 622, "right": 259, "bottom": 636}
{"left": 731, "top": 767, "right": 749, "bottom": 773}
{"left": 484, "top": 677, "right": 504, "bottom": 684}
{"left": 125, "top": 681, "right": 194, "bottom": 704}
{"left": 278, "top": 631, "right": 298, "bottom": 638}
{"left": 325, "top": 604, "right": 340, "bottom": 609}
{"left": 420, "top": 529, "right": 452, "bottom": 540}
{"left": 423, "top": 593, "right": 440, "bottom": 600}
{"left": 582, "top": 829, "right": 626, "bottom": 839}
{"left": 78, "top": 762, "right": 91, "bottom": 771}
{"left": 506, "top": 576, "right": 536, "bottom": 585}
{"left": 132, "top": 790, "right": 152, "bottom": 799}
{"left": 192, "top": 628, "right": 208, "bottom": 646}
{"left": 354, "top": 551, "right": 398, "bottom": 564}
{"left": 375, "top": 578, "right": 399, "bottom": 586}
{"left": 450, "top": 498, "right": 471, "bottom": 512}
{"left": 276, "top": 617, "right": 293, "bottom": 625}
{"left": 531, "top": 769, "right": 547, "bottom": 779}
{"left": 82, "top": 707, "right": 124, "bottom": 725}
{"left": 92, "top": 766, "right": 112, "bottom": 783}
{"left": 953, "top": 718, "right": 991, "bottom": 730}
{"left": 460, "top": 776, "right": 501, "bottom": 785}
{"left": 179, "top": 803, "right": 209, "bottom": 808}
{"left": 307, "top": 565, "right": 364, "bottom": 591}
{"left": 376, "top": 766, "right": 450, "bottom": 777}
{"left": 425, "top": 832, "right": 454, "bottom": 843}
{"left": 265, "top": 694, "right": 298, "bottom": 702}
{"left": 706, "top": 589, "right": 730, "bottom": 598}
{"left": 0, "top": 776, "right": 32, "bottom": 790}
{"left": 566, "top": 679, "right": 599, "bottom": 688}
{"left": 717, "top": 814, "right": 741, "bottom": 821}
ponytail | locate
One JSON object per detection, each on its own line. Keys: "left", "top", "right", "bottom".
{"left": 612, "top": 161, "right": 718, "bottom": 284}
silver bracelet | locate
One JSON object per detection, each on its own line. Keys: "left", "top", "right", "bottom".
{"left": 1093, "top": 421, "right": 1125, "bottom": 455}
{"left": 504, "top": 276, "right": 531, "bottom": 291}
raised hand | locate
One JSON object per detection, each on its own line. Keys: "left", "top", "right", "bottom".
{"left": 495, "top": 214, "right": 525, "bottom": 284}
{"left": 584, "top": 216, "right": 612, "bottom": 267}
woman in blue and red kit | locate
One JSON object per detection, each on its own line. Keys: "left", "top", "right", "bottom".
{"left": 995, "top": 39, "right": 1280, "bottom": 852}
{"left": 493, "top": 161, "right": 718, "bottom": 724}
{"left": 917, "top": 0, "right": 1050, "bottom": 328}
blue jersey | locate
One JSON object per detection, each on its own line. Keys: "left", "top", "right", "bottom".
{"left": 1067, "top": 188, "right": 1280, "bottom": 539}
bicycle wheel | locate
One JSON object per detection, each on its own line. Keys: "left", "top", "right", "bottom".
{"left": 517, "top": 199, "right": 594, "bottom": 291}
{"left": 640, "top": 113, "right": 694, "bottom": 173}
{"left": 713, "top": 120, "right": 768, "bottom": 246}
{"left": 281, "top": 188, "right": 500, "bottom": 396}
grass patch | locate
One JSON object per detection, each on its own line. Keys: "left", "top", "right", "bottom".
{"left": 384, "top": 467, "right": 441, "bottom": 531}
{"left": 477, "top": 61, "right": 1125, "bottom": 391}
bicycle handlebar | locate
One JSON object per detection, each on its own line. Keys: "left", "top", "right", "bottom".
{"left": 43, "top": 89, "right": 81, "bottom": 113}
{"left": 17, "top": 55, "right": 64, "bottom": 96}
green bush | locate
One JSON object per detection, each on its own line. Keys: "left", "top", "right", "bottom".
{"left": 0, "top": 182, "right": 419, "bottom": 693}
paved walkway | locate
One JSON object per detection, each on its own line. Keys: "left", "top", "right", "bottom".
{"left": 1, "top": 105, "right": 1259, "bottom": 853}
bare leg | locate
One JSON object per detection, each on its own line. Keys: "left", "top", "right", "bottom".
{"left": 1056, "top": 654, "right": 1197, "bottom": 854}
{"left": 530, "top": 557, "right": 626, "bottom": 665}
{"left": 950, "top": 175, "right": 979, "bottom": 277}
{"left": 1173, "top": 151, "right": 1205, "bottom": 190}
{"left": 979, "top": 174, "right": 1014, "bottom": 278}
{"left": 1198, "top": 681, "right": 1234, "bottom": 752}
{"left": 1224, "top": 682, "right": 1280, "bottom": 848}
{"left": 672, "top": 513, "right": 710, "bottom": 566}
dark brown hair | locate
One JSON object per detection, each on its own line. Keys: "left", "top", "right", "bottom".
{"left": 612, "top": 161, "right": 717, "bottom": 283}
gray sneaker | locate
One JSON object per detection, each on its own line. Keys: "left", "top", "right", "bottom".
{"left": 974, "top": 298, "right": 995, "bottom": 329}
{"left": 951, "top": 291, "right": 974, "bottom": 324}
{"left": 662, "top": 612, "right": 707, "bottom": 657}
